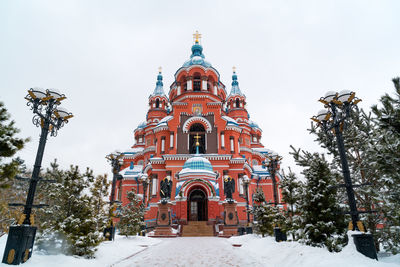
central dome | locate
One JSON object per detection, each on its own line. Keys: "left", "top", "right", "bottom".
{"left": 182, "top": 42, "right": 212, "bottom": 68}
{"left": 179, "top": 155, "right": 214, "bottom": 176}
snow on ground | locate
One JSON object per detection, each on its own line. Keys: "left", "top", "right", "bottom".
{"left": 0, "top": 234, "right": 161, "bottom": 267}
{"left": 0, "top": 233, "right": 399, "bottom": 267}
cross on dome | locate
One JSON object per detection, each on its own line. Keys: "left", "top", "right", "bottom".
{"left": 193, "top": 30, "right": 202, "bottom": 44}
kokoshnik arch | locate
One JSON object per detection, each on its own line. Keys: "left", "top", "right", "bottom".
{"left": 113, "top": 32, "right": 283, "bottom": 227}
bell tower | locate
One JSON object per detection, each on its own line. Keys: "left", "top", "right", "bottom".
{"left": 147, "top": 67, "right": 169, "bottom": 122}
{"left": 226, "top": 67, "right": 248, "bottom": 120}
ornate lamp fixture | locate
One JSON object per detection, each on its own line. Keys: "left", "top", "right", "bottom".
{"left": 2, "top": 88, "right": 73, "bottom": 265}
{"left": 312, "top": 90, "right": 377, "bottom": 260}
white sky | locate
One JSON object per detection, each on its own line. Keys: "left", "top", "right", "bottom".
{"left": 1, "top": 0, "right": 399, "bottom": 178}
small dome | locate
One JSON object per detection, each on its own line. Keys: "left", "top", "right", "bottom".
{"left": 137, "top": 121, "right": 147, "bottom": 129}
{"left": 180, "top": 155, "right": 214, "bottom": 175}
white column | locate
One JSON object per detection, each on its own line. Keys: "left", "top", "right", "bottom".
{"left": 170, "top": 133, "right": 174, "bottom": 148}
{"left": 152, "top": 178, "right": 157, "bottom": 196}
{"left": 213, "top": 85, "right": 217, "bottom": 95}
{"left": 202, "top": 80, "right": 207, "bottom": 91}
{"left": 187, "top": 79, "right": 192, "bottom": 91}
{"left": 177, "top": 85, "right": 181, "bottom": 95}
{"left": 221, "top": 133, "right": 225, "bottom": 148}
{"left": 230, "top": 138, "right": 234, "bottom": 152}
{"left": 161, "top": 138, "right": 165, "bottom": 152}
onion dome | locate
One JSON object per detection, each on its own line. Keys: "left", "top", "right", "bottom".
{"left": 249, "top": 120, "right": 260, "bottom": 129}
{"left": 137, "top": 121, "right": 147, "bottom": 129}
{"left": 151, "top": 68, "right": 166, "bottom": 97}
{"left": 182, "top": 31, "right": 212, "bottom": 68}
{"left": 229, "top": 67, "right": 244, "bottom": 97}
{"left": 180, "top": 155, "right": 214, "bottom": 175}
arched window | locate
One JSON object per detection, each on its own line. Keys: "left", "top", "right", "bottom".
{"left": 193, "top": 75, "right": 201, "bottom": 91}
{"left": 236, "top": 98, "right": 240, "bottom": 108}
{"left": 189, "top": 123, "right": 206, "bottom": 153}
{"left": 156, "top": 99, "right": 160, "bottom": 108}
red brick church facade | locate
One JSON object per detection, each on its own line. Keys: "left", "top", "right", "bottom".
{"left": 114, "top": 33, "right": 283, "bottom": 229}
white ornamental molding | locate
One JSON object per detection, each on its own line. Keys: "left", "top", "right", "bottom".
{"left": 183, "top": 116, "right": 212, "bottom": 133}
{"left": 230, "top": 158, "right": 246, "bottom": 164}
{"left": 239, "top": 146, "right": 252, "bottom": 153}
{"left": 143, "top": 146, "right": 156, "bottom": 153}
{"left": 153, "top": 125, "right": 169, "bottom": 133}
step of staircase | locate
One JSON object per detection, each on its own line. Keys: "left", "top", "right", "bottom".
{"left": 181, "top": 221, "right": 214, "bottom": 237}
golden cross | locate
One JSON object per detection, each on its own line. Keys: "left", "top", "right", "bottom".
{"left": 193, "top": 30, "right": 201, "bottom": 43}
{"left": 158, "top": 66, "right": 162, "bottom": 73}
{"left": 194, "top": 133, "right": 201, "bottom": 146}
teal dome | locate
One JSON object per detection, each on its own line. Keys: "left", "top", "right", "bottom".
{"left": 180, "top": 155, "right": 214, "bottom": 176}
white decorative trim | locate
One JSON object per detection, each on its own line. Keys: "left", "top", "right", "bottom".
{"left": 143, "top": 146, "right": 156, "bottom": 153}
{"left": 150, "top": 157, "right": 165, "bottom": 164}
{"left": 239, "top": 146, "right": 252, "bottom": 153}
{"left": 183, "top": 116, "right": 212, "bottom": 133}
{"left": 153, "top": 125, "right": 169, "bottom": 133}
{"left": 225, "top": 125, "right": 242, "bottom": 133}
{"left": 230, "top": 158, "right": 246, "bottom": 164}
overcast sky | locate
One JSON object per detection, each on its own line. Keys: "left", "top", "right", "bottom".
{"left": 1, "top": 0, "right": 399, "bottom": 179}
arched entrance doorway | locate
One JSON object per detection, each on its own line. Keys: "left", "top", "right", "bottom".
{"left": 187, "top": 188, "right": 208, "bottom": 221}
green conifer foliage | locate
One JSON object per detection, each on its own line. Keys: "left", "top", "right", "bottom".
{"left": 0, "top": 102, "right": 29, "bottom": 188}
{"left": 117, "top": 189, "right": 145, "bottom": 237}
{"left": 251, "top": 188, "right": 285, "bottom": 237}
{"left": 37, "top": 165, "right": 108, "bottom": 258}
{"left": 291, "top": 147, "right": 347, "bottom": 252}
{"left": 371, "top": 78, "right": 400, "bottom": 254}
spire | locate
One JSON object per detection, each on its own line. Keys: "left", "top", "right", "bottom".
{"left": 152, "top": 67, "right": 166, "bottom": 96}
{"left": 229, "top": 66, "right": 244, "bottom": 96}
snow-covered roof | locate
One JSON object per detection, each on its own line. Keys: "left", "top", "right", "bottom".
{"left": 157, "top": 115, "right": 173, "bottom": 126}
{"left": 252, "top": 165, "right": 270, "bottom": 175}
{"left": 119, "top": 164, "right": 144, "bottom": 178}
{"left": 136, "top": 121, "right": 147, "bottom": 129}
{"left": 253, "top": 147, "right": 270, "bottom": 154}
{"left": 123, "top": 147, "right": 144, "bottom": 155}
{"left": 249, "top": 120, "right": 261, "bottom": 130}
{"left": 222, "top": 116, "right": 239, "bottom": 126}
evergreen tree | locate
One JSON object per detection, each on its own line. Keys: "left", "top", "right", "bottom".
{"left": 117, "top": 189, "right": 145, "bottom": 237}
{"left": 371, "top": 77, "right": 400, "bottom": 254}
{"left": 291, "top": 147, "right": 348, "bottom": 252}
{"left": 37, "top": 165, "right": 105, "bottom": 258}
{"left": 280, "top": 169, "right": 303, "bottom": 240}
{"left": 251, "top": 188, "right": 285, "bottom": 237}
{"left": 0, "top": 102, "right": 29, "bottom": 188}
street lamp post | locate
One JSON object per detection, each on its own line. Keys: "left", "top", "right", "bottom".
{"left": 263, "top": 151, "right": 287, "bottom": 242}
{"left": 104, "top": 152, "right": 124, "bottom": 241}
{"left": 312, "top": 90, "right": 377, "bottom": 260}
{"left": 2, "top": 88, "right": 73, "bottom": 265}
{"left": 242, "top": 175, "right": 251, "bottom": 225}
{"left": 139, "top": 173, "right": 149, "bottom": 236}
{"left": 139, "top": 174, "right": 149, "bottom": 207}
{"left": 263, "top": 151, "right": 282, "bottom": 206}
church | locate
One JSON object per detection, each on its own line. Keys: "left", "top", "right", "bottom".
{"left": 114, "top": 32, "right": 283, "bottom": 235}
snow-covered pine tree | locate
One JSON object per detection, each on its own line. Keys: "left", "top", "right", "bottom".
{"left": 251, "top": 187, "right": 285, "bottom": 237}
{"left": 0, "top": 101, "right": 29, "bottom": 188}
{"left": 38, "top": 165, "right": 104, "bottom": 258}
{"left": 90, "top": 174, "right": 110, "bottom": 233}
{"left": 371, "top": 77, "right": 400, "bottom": 254}
{"left": 117, "top": 189, "right": 145, "bottom": 237}
{"left": 280, "top": 169, "right": 303, "bottom": 240}
{"left": 291, "top": 147, "right": 347, "bottom": 252}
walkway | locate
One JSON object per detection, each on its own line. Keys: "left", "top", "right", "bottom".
{"left": 114, "top": 237, "right": 265, "bottom": 267}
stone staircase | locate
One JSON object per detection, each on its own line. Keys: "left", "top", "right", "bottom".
{"left": 181, "top": 221, "right": 214, "bottom": 237}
